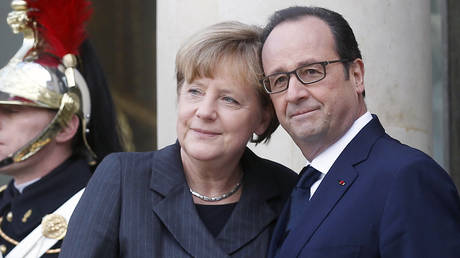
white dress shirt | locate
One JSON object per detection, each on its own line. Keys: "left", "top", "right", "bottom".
{"left": 307, "top": 112, "right": 373, "bottom": 199}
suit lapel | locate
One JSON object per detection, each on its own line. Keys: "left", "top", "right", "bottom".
{"left": 217, "top": 151, "right": 279, "bottom": 254}
{"left": 267, "top": 197, "right": 291, "bottom": 257}
{"left": 279, "top": 115, "right": 386, "bottom": 257}
{"left": 152, "top": 185, "right": 228, "bottom": 257}
{"left": 278, "top": 164, "right": 358, "bottom": 257}
{"left": 150, "top": 143, "right": 228, "bottom": 257}
{"left": 149, "top": 143, "right": 289, "bottom": 257}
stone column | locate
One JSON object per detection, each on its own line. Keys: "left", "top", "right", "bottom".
{"left": 447, "top": 0, "right": 460, "bottom": 190}
{"left": 157, "top": 0, "right": 432, "bottom": 172}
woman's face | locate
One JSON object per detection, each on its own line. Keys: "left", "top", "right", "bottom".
{"left": 177, "top": 64, "right": 269, "bottom": 164}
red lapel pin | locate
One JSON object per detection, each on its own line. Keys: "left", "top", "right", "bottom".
{"left": 338, "top": 180, "right": 346, "bottom": 186}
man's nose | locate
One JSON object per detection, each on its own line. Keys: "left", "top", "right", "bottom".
{"left": 285, "top": 74, "right": 310, "bottom": 103}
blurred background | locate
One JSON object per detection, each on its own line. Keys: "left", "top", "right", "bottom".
{"left": 0, "top": 0, "right": 458, "bottom": 191}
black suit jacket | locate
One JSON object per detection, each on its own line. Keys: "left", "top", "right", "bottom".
{"left": 60, "top": 142, "right": 296, "bottom": 257}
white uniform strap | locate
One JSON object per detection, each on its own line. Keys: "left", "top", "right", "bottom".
{"left": 5, "top": 188, "right": 85, "bottom": 258}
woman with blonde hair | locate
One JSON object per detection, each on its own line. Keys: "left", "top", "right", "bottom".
{"left": 60, "top": 21, "right": 296, "bottom": 257}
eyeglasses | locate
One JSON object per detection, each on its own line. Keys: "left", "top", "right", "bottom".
{"left": 261, "top": 59, "right": 349, "bottom": 94}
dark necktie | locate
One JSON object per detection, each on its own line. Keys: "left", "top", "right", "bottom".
{"left": 286, "top": 165, "right": 322, "bottom": 231}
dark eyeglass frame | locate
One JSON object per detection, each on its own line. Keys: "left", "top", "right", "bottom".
{"left": 261, "top": 59, "right": 350, "bottom": 94}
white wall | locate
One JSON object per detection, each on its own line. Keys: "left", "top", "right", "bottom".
{"left": 157, "top": 0, "right": 431, "bottom": 172}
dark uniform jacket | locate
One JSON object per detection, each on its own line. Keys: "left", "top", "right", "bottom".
{"left": 0, "top": 156, "right": 91, "bottom": 257}
{"left": 60, "top": 142, "right": 297, "bottom": 257}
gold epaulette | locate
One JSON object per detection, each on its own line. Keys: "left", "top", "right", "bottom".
{"left": 0, "top": 185, "right": 7, "bottom": 193}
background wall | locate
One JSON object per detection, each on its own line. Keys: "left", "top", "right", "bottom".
{"left": 157, "top": 0, "right": 432, "bottom": 172}
{"left": 0, "top": 2, "right": 21, "bottom": 67}
{"left": 0, "top": 0, "right": 457, "bottom": 190}
{"left": 87, "top": 0, "right": 157, "bottom": 152}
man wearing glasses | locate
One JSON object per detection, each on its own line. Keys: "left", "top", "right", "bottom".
{"left": 261, "top": 6, "right": 460, "bottom": 258}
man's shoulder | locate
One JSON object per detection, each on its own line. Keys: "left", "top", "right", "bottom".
{"left": 374, "top": 133, "right": 435, "bottom": 164}
{"left": 359, "top": 115, "right": 434, "bottom": 164}
{"left": 359, "top": 132, "right": 448, "bottom": 184}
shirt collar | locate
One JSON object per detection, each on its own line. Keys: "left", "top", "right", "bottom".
{"left": 309, "top": 111, "right": 372, "bottom": 174}
{"left": 14, "top": 178, "right": 40, "bottom": 194}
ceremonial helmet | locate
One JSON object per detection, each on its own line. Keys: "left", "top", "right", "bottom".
{"left": 0, "top": 0, "right": 123, "bottom": 168}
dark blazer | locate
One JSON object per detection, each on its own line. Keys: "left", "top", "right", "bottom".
{"left": 0, "top": 157, "right": 91, "bottom": 257}
{"left": 60, "top": 142, "right": 296, "bottom": 258}
{"left": 269, "top": 115, "right": 460, "bottom": 258}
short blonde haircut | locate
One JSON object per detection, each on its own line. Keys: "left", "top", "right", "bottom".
{"left": 175, "top": 21, "right": 278, "bottom": 143}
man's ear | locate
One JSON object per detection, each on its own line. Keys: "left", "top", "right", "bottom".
{"left": 55, "top": 115, "right": 80, "bottom": 143}
{"left": 350, "top": 58, "right": 365, "bottom": 94}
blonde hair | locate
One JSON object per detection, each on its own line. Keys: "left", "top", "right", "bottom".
{"left": 175, "top": 21, "right": 279, "bottom": 143}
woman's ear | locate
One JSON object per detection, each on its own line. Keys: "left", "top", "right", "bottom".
{"left": 55, "top": 115, "right": 80, "bottom": 143}
{"left": 254, "top": 107, "right": 272, "bottom": 136}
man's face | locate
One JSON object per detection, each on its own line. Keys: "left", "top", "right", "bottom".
{"left": 0, "top": 104, "right": 55, "bottom": 176}
{"left": 261, "top": 16, "right": 365, "bottom": 159}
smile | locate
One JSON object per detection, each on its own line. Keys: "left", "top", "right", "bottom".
{"left": 190, "top": 128, "right": 221, "bottom": 137}
{"left": 289, "top": 107, "right": 319, "bottom": 119}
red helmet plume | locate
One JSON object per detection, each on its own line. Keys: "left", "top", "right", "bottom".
{"left": 26, "top": 0, "right": 93, "bottom": 59}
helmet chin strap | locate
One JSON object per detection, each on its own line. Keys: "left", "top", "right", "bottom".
{"left": 0, "top": 157, "right": 13, "bottom": 168}
{"left": 0, "top": 90, "right": 80, "bottom": 169}
{"left": 63, "top": 54, "right": 96, "bottom": 162}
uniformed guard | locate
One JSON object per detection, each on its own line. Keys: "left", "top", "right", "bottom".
{"left": 0, "top": 0, "right": 123, "bottom": 256}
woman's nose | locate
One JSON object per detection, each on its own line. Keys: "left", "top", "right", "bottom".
{"left": 195, "top": 98, "right": 217, "bottom": 120}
